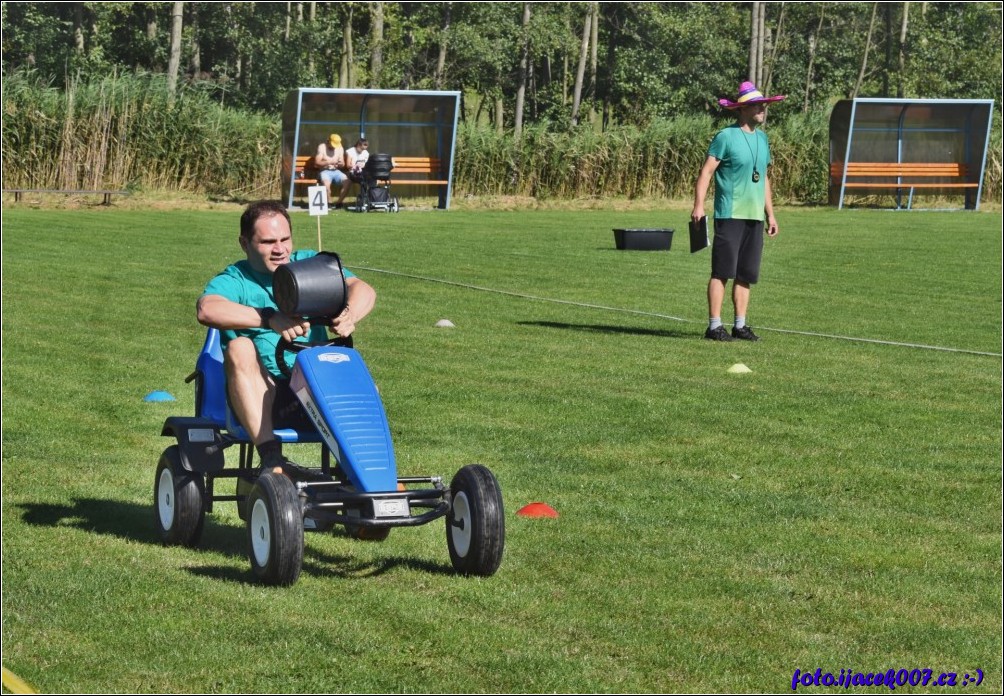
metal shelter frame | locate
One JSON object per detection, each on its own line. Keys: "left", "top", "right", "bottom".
{"left": 281, "top": 88, "right": 462, "bottom": 210}
{"left": 829, "top": 98, "right": 994, "bottom": 211}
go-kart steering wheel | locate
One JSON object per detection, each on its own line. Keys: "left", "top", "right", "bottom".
{"left": 275, "top": 333, "right": 353, "bottom": 378}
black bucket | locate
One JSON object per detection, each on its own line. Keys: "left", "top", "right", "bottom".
{"left": 273, "top": 252, "right": 348, "bottom": 318}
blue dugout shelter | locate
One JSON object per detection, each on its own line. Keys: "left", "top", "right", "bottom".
{"left": 281, "top": 88, "right": 461, "bottom": 210}
{"left": 829, "top": 98, "right": 994, "bottom": 210}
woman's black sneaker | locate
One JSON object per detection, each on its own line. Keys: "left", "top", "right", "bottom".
{"left": 731, "top": 325, "right": 760, "bottom": 341}
{"left": 704, "top": 325, "right": 735, "bottom": 342}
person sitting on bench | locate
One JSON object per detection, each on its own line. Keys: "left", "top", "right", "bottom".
{"left": 315, "top": 133, "right": 349, "bottom": 208}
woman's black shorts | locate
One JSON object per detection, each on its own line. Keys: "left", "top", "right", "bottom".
{"left": 711, "top": 218, "right": 764, "bottom": 284}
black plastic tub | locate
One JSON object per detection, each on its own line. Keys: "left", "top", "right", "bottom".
{"left": 613, "top": 228, "right": 673, "bottom": 251}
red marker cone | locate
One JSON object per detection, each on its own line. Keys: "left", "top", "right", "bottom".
{"left": 516, "top": 502, "right": 558, "bottom": 518}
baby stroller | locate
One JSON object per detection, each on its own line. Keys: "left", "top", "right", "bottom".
{"left": 355, "top": 153, "right": 400, "bottom": 213}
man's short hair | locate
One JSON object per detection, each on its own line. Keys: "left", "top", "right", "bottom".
{"left": 354, "top": 139, "right": 369, "bottom": 148}
{"left": 240, "top": 200, "right": 291, "bottom": 240}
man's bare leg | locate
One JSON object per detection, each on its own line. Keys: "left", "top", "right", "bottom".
{"left": 224, "top": 337, "right": 276, "bottom": 446}
{"left": 708, "top": 277, "right": 727, "bottom": 321}
{"left": 733, "top": 281, "right": 750, "bottom": 322}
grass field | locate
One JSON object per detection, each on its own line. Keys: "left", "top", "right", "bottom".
{"left": 1, "top": 202, "right": 1001, "bottom": 693}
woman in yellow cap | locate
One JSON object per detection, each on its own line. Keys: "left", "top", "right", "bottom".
{"left": 315, "top": 134, "right": 347, "bottom": 207}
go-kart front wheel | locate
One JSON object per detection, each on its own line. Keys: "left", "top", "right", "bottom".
{"left": 154, "top": 445, "right": 205, "bottom": 547}
{"left": 446, "top": 464, "right": 505, "bottom": 576}
{"left": 247, "top": 471, "right": 304, "bottom": 586}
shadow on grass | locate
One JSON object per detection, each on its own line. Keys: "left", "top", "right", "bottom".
{"left": 519, "top": 320, "right": 694, "bottom": 340}
{"left": 183, "top": 544, "right": 454, "bottom": 584}
{"left": 18, "top": 497, "right": 245, "bottom": 557}
{"left": 18, "top": 498, "right": 454, "bottom": 584}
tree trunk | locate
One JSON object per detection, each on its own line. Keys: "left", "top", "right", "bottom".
{"left": 756, "top": 2, "right": 766, "bottom": 85}
{"left": 562, "top": 13, "right": 570, "bottom": 106}
{"left": 852, "top": 2, "right": 879, "bottom": 98}
{"left": 340, "top": 5, "right": 355, "bottom": 88}
{"left": 514, "top": 3, "right": 531, "bottom": 139}
{"left": 562, "top": 46, "right": 569, "bottom": 106}
{"left": 73, "top": 3, "right": 85, "bottom": 54}
{"left": 883, "top": 2, "right": 892, "bottom": 95}
{"left": 898, "top": 2, "right": 910, "bottom": 98}
{"left": 369, "top": 1, "right": 384, "bottom": 88}
{"left": 167, "top": 2, "right": 184, "bottom": 104}
{"left": 435, "top": 2, "right": 451, "bottom": 89}
{"left": 588, "top": 1, "right": 598, "bottom": 124}
{"left": 307, "top": 2, "right": 315, "bottom": 77}
{"left": 494, "top": 97, "right": 504, "bottom": 135}
{"left": 570, "top": 5, "right": 591, "bottom": 127}
{"left": 285, "top": 1, "right": 291, "bottom": 42}
{"left": 763, "top": 1, "right": 785, "bottom": 96}
{"left": 803, "top": 5, "right": 825, "bottom": 113}
{"left": 188, "top": 3, "right": 201, "bottom": 76}
{"left": 601, "top": 4, "right": 621, "bottom": 129}
{"left": 748, "top": 1, "right": 761, "bottom": 82}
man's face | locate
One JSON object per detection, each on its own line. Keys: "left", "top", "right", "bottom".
{"left": 240, "top": 213, "right": 293, "bottom": 274}
{"left": 742, "top": 103, "right": 768, "bottom": 124}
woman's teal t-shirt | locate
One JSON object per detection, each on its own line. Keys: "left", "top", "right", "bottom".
{"left": 707, "top": 124, "right": 771, "bottom": 221}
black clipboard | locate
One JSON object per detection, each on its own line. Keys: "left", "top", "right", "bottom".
{"left": 689, "top": 216, "right": 709, "bottom": 253}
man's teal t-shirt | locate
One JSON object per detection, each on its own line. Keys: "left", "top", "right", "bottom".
{"left": 202, "top": 250, "right": 356, "bottom": 377}
{"left": 707, "top": 124, "right": 771, "bottom": 221}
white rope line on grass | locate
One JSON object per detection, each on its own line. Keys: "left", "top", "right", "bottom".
{"left": 355, "top": 266, "right": 1002, "bottom": 359}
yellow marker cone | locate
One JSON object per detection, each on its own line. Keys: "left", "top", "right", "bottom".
{"left": 2, "top": 666, "right": 38, "bottom": 694}
{"left": 728, "top": 363, "right": 752, "bottom": 374}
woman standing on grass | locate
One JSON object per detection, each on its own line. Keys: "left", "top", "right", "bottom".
{"left": 692, "top": 81, "right": 785, "bottom": 343}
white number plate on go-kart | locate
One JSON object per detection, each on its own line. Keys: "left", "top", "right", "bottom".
{"left": 373, "top": 498, "right": 410, "bottom": 518}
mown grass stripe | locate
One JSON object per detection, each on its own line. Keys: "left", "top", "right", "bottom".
{"left": 356, "top": 265, "right": 1002, "bottom": 358}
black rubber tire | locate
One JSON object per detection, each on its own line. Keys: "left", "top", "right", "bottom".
{"left": 246, "top": 472, "right": 304, "bottom": 586}
{"left": 154, "top": 446, "right": 205, "bottom": 547}
{"left": 446, "top": 464, "right": 505, "bottom": 576}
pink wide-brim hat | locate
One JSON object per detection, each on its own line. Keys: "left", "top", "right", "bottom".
{"left": 718, "top": 81, "right": 787, "bottom": 109}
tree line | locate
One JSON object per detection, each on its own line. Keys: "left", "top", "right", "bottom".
{"left": 3, "top": 2, "right": 1000, "bottom": 128}
{"left": 2, "top": 2, "right": 1000, "bottom": 204}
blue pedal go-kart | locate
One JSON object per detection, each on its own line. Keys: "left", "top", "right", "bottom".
{"left": 154, "top": 253, "right": 505, "bottom": 585}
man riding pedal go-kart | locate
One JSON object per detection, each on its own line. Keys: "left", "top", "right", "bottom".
{"left": 155, "top": 200, "right": 505, "bottom": 586}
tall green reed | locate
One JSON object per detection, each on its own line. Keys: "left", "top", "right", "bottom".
{"left": 2, "top": 69, "right": 999, "bottom": 204}
{"left": 2, "top": 70, "right": 279, "bottom": 196}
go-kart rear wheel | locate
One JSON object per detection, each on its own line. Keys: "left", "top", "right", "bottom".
{"left": 446, "top": 464, "right": 505, "bottom": 576}
{"left": 154, "top": 445, "right": 205, "bottom": 547}
{"left": 246, "top": 471, "right": 304, "bottom": 586}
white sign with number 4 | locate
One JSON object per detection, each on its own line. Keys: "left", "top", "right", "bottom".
{"left": 308, "top": 185, "right": 329, "bottom": 216}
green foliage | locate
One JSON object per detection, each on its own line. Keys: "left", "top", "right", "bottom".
{"left": 3, "top": 2, "right": 999, "bottom": 123}
{"left": 2, "top": 207, "right": 1001, "bottom": 692}
{"left": 1, "top": 69, "right": 278, "bottom": 196}
{"left": 608, "top": 2, "right": 749, "bottom": 123}
{"left": 4, "top": 66, "right": 1000, "bottom": 205}
{"left": 455, "top": 110, "right": 846, "bottom": 204}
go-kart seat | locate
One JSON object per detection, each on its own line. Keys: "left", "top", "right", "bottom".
{"left": 194, "top": 328, "right": 321, "bottom": 444}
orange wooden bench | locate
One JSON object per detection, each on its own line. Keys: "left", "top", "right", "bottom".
{"left": 294, "top": 156, "right": 447, "bottom": 186}
{"left": 384, "top": 157, "right": 448, "bottom": 186}
{"left": 292, "top": 155, "right": 450, "bottom": 207}
{"left": 293, "top": 156, "right": 319, "bottom": 192}
{"left": 831, "top": 162, "right": 978, "bottom": 209}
